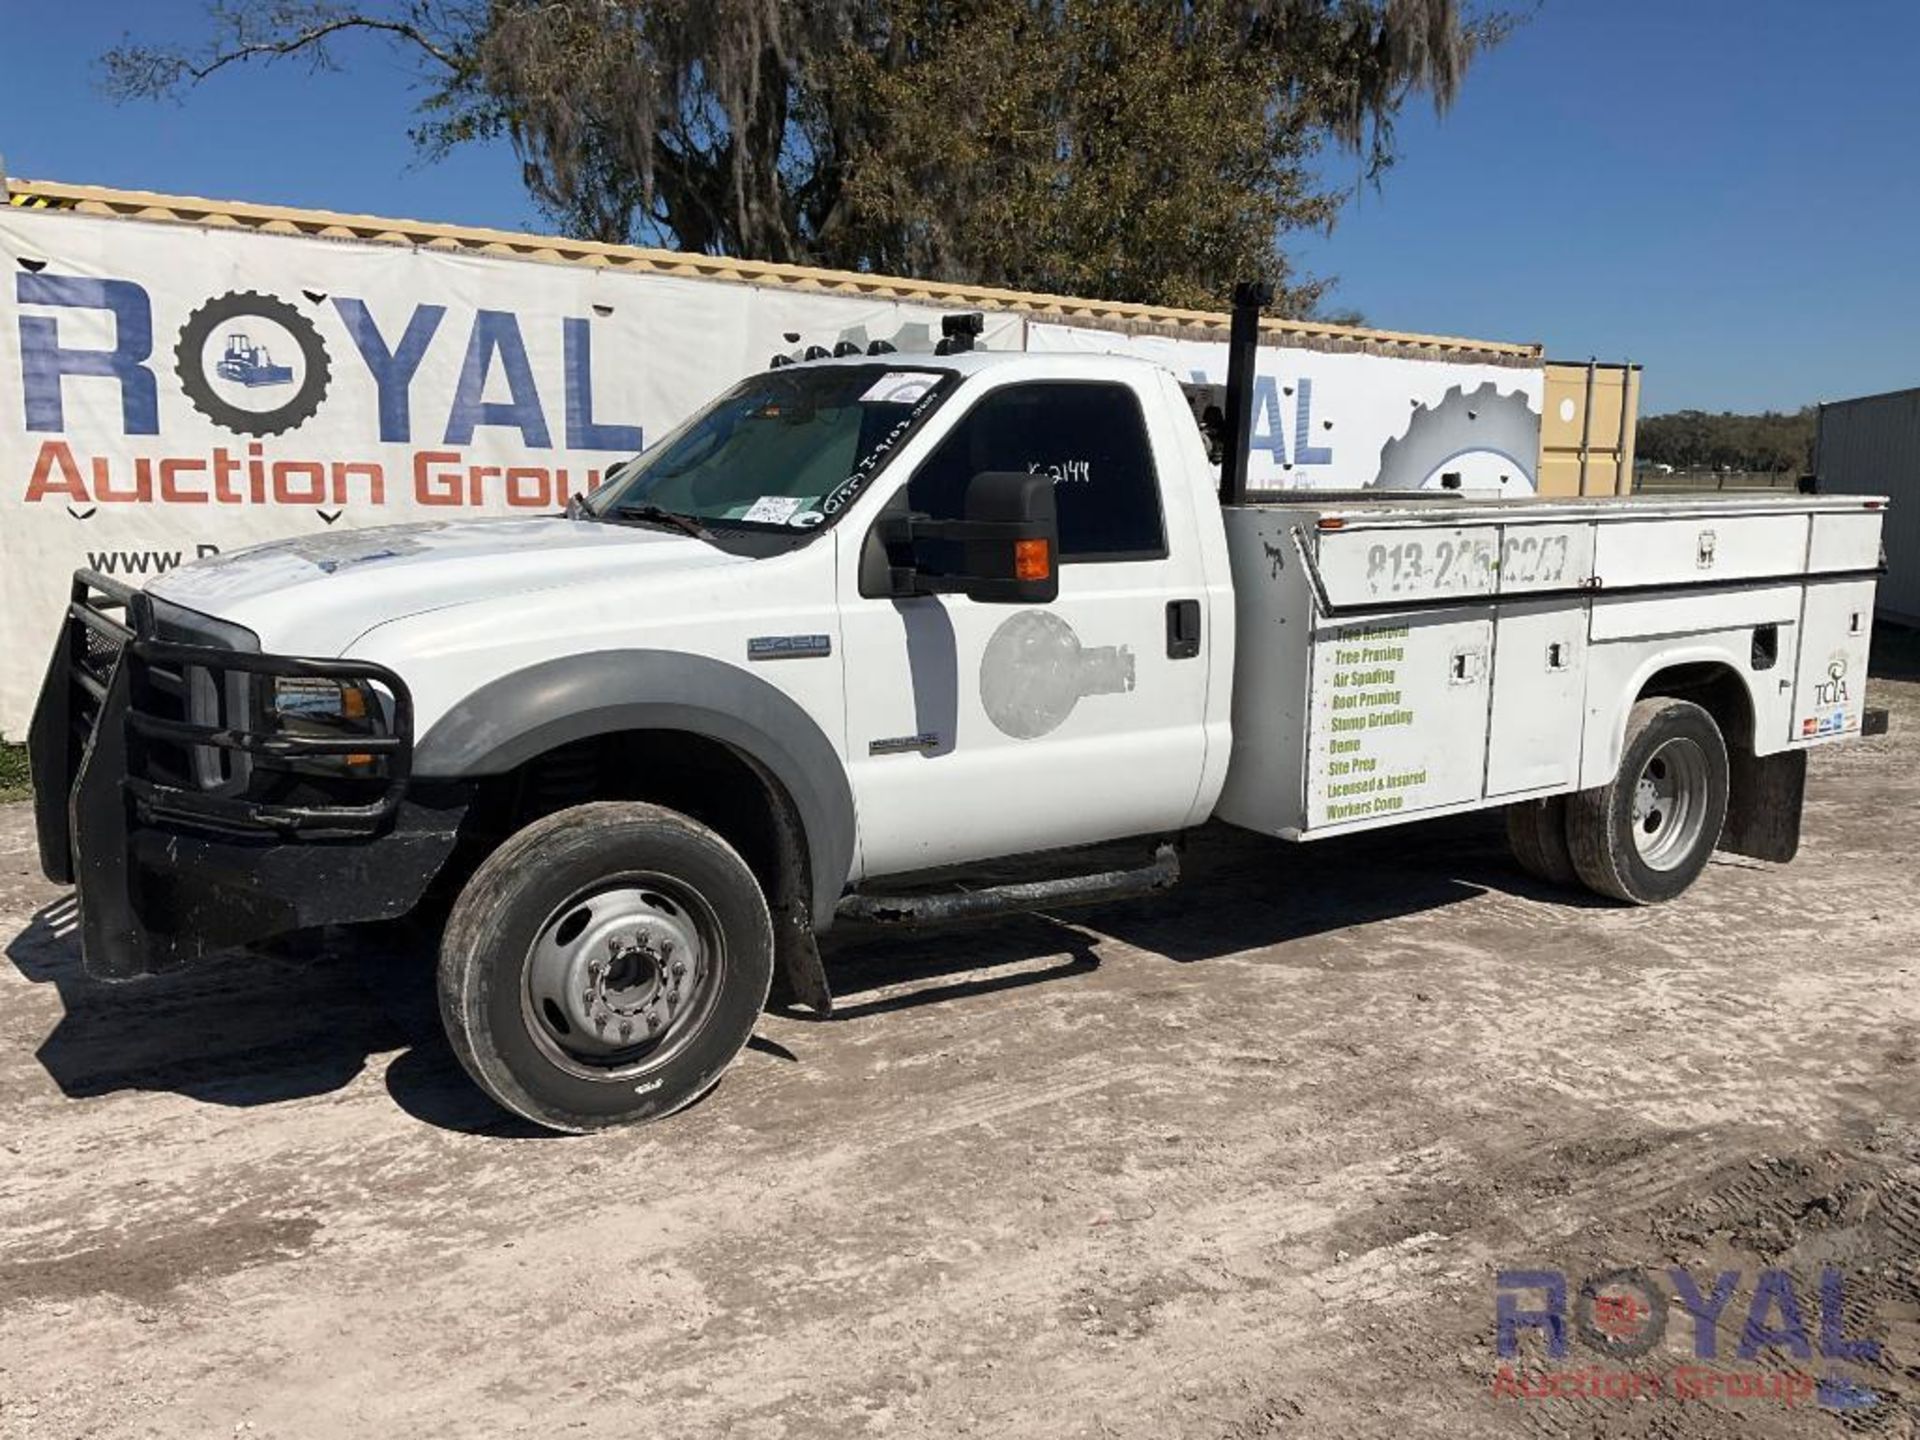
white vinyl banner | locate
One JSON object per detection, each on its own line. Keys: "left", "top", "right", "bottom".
{"left": 1024, "top": 322, "right": 1543, "bottom": 495}
{"left": 0, "top": 209, "right": 1021, "bottom": 735}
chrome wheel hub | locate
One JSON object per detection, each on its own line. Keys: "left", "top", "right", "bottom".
{"left": 524, "top": 883, "right": 720, "bottom": 1075}
{"left": 1630, "top": 737, "right": 1709, "bottom": 871}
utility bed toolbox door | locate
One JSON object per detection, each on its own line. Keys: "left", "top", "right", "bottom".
{"left": 1313, "top": 524, "right": 1501, "bottom": 608}
{"left": 1591, "top": 513, "right": 1809, "bottom": 589}
{"left": 1306, "top": 610, "right": 1493, "bottom": 828}
{"left": 1495, "top": 521, "right": 1596, "bottom": 595}
{"left": 1789, "top": 579, "right": 1875, "bottom": 744}
{"left": 1486, "top": 599, "right": 1589, "bottom": 796}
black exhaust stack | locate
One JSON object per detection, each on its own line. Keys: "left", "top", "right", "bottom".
{"left": 1218, "top": 280, "right": 1272, "bottom": 505}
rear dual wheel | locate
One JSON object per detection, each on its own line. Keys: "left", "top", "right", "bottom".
{"left": 1508, "top": 697, "right": 1730, "bottom": 905}
{"left": 438, "top": 802, "right": 774, "bottom": 1133}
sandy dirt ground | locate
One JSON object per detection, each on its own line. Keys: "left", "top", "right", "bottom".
{"left": 2, "top": 638, "right": 1917, "bottom": 1439}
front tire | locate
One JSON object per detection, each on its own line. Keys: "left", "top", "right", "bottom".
{"left": 1566, "top": 697, "right": 1729, "bottom": 904}
{"left": 438, "top": 802, "right": 774, "bottom": 1132}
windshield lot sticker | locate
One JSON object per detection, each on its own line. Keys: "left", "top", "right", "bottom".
{"left": 788, "top": 510, "right": 825, "bottom": 528}
{"left": 822, "top": 384, "right": 946, "bottom": 517}
{"left": 860, "top": 372, "right": 940, "bottom": 405}
{"left": 740, "top": 494, "right": 803, "bottom": 524}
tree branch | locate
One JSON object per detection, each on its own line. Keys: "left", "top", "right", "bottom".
{"left": 183, "top": 17, "right": 461, "bottom": 80}
{"left": 101, "top": 8, "right": 463, "bottom": 102}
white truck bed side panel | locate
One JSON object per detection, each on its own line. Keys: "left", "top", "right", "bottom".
{"left": 1577, "top": 628, "right": 1789, "bottom": 787}
{"left": 1214, "top": 509, "right": 1316, "bottom": 836}
{"left": 1220, "top": 494, "right": 1886, "bottom": 834}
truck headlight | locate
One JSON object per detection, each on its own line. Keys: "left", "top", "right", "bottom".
{"left": 267, "top": 675, "right": 384, "bottom": 769}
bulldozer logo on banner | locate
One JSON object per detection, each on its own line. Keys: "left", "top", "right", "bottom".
{"left": 174, "top": 290, "right": 333, "bottom": 438}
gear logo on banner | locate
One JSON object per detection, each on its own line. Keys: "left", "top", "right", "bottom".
{"left": 1373, "top": 381, "right": 1537, "bottom": 494}
{"left": 173, "top": 290, "right": 332, "bottom": 437}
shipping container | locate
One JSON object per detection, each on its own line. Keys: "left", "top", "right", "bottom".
{"left": 1815, "top": 387, "right": 1919, "bottom": 625}
{"left": 1539, "top": 360, "right": 1640, "bottom": 497}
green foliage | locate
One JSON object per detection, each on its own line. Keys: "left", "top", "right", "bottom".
{"left": 1637, "top": 408, "right": 1816, "bottom": 475}
{"left": 0, "top": 743, "right": 28, "bottom": 803}
{"left": 100, "top": 0, "right": 1513, "bottom": 314}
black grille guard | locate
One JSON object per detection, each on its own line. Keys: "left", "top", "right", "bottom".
{"left": 31, "top": 569, "right": 414, "bottom": 883}
{"left": 123, "top": 641, "right": 412, "bottom": 836}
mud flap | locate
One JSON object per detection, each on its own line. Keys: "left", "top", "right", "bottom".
{"left": 27, "top": 613, "right": 78, "bottom": 885}
{"left": 1720, "top": 747, "right": 1806, "bottom": 864}
{"left": 772, "top": 911, "right": 834, "bottom": 1016}
{"left": 71, "top": 658, "right": 147, "bottom": 979}
{"left": 760, "top": 763, "right": 833, "bottom": 1016}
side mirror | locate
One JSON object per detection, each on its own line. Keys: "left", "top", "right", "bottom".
{"left": 881, "top": 470, "right": 1060, "bottom": 604}
{"left": 956, "top": 470, "right": 1058, "bottom": 604}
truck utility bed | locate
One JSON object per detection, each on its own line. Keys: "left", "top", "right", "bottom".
{"left": 1215, "top": 491, "right": 1885, "bottom": 840}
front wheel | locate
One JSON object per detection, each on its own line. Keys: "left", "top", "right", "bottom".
{"left": 438, "top": 802, "right": 774, "bottom": 1132}
{"left": 1566, "top": 697, "right": 1730, "bottom": 904}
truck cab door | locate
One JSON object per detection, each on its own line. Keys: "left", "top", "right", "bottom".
{"left": 838, "top": 376, "right": 1213, "bottom": 881}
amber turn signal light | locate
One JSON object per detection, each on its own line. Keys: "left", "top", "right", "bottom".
{"left": 1014, "top": 538, "right": 1052, "bottom": 582}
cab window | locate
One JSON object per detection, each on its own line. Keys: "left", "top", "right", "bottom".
{"left": 906, "top": 381, "right": 1168, "bottom": 562}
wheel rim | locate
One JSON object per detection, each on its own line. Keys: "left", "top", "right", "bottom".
{"left": 1630, "top": 737, "right": 1711, "bottom": 871}
{"left": 522, "top": 875, "right": 727, "bottom": 1082}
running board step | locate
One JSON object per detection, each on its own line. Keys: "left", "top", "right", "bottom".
{"left": 836, "top": 843, "right": 1179, "bottom": 927}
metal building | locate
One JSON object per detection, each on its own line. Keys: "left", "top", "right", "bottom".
{"left": 1816, "top": 388, "right": 1920, "bottom": 625}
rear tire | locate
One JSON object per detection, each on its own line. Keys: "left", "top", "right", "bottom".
{"left": 437, "top": 801, "right": 773, "bottom": 1133}
{"left": 1566, "top": 698, "right": 1729, "bottom": 904}
{"left": 1506, "top": 796, "right": 1578, "bottom": 887}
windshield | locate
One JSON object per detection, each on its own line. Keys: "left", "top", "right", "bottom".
{"left": 586, "top": 364, "right": 957, "bottom": 531}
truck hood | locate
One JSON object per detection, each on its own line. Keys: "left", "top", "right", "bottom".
{"left": 146, "top": 517, "right": 745, "bottom": 655}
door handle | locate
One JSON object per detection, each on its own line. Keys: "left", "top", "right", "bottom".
{"left": 1166, "top": 599, "right": 1202, "bottom": 659}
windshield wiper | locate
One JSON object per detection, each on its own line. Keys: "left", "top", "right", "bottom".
{"left": 565, "top": 492, "right": 598, "bottom": 522}
{"left": 612, "top": 503, "right": 709, "bottom": 539}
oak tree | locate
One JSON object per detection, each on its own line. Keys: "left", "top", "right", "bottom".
{"left": 103, "top": 0, "right": 1513, "bottom": 313}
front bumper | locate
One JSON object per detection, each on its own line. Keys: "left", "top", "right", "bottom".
{"left": 28, "top": 570, "right": 467, "bottom": 980}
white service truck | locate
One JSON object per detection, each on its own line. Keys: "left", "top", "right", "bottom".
{"left": 30, "top": 301, "right": 1890, "bottom": 1131}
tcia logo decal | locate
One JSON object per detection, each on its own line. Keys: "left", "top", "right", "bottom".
{"left": 1813, "top": 654, "right": 1851, "bottom": 708}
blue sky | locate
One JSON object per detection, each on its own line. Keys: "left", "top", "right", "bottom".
{"left": 1, "top": 0, "right": 1915, "bottom": 413}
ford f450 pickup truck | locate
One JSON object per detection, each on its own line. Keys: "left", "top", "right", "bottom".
{"left": 29, "top": 299, "right": 1890, "bottom": 1131}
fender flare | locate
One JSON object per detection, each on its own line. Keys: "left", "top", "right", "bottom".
{"left": 1582, "top": 643, "right": 1769, "bottom": 789}
{"left": 412, "top": 650, "right": 856, "bottom": 927}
